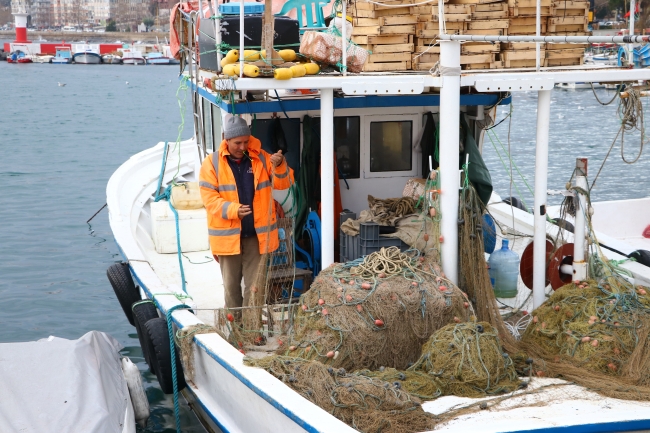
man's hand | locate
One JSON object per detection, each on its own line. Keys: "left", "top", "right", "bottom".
{"left": 237, "top": 205, "right": 252, "bottom": 219}
{"left": 270, "top": 149, "right": 285, "bottom": 168}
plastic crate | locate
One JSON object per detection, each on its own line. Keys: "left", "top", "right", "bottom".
{"left": 360, "top": 236, "right": 407, "bottom": 257}
{"left": 359, "top": 222, "right": 380, "bottom": 241}
{"left": 219, "top": 2, "right": 265, "bottom": 14}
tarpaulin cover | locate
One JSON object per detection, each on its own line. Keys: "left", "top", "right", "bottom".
{"left": 0, "top": 331, "right": 132, "bottom": 433}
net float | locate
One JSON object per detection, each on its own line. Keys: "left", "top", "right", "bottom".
{"left": 608, "top": 363, "right": 617, "bottom": 371}
{"left": 337, "top": 294, "right": 342, "bottom": 299}
{"left": 609, "top": 300, "right": 615, "bottom": 304}
{"left": 345, "top": 294, "right": 353, "bottom": 302}
{"left": 581, "top": 336, "right": 591, "bottom": 342}
{"left": 318, "top": 299, "right": 325, "bottom": 305}
{"left": 334, "top": 350, "right": 340, "bottom": 360}
{"left": 591, "top": 339, "right": 599, "bottom": 347}
{"left": 439, "top": 235, "right": 444, "bottom": 243}
{"left": 239, "top": 349, "right": 246, "bottom": 355}
{"left": 411, "top": 281, "right": 418, "bottom": 287}
{"left": 337, "top": 287, "right": 343, "bottom": 292}
{"left": 429, "top": 208, "right": 436, "bottom": 218}
{"left": 541, "top": 322, "right": 547, "bottom": 329}
{"left": 589, "top": 316, "right": 597, "bottom": 321}
{"left": 419, "top": 256, "right": 425, "bottom": 262}
{"left": 532, "top": 316, "right": 539, "bottom": 323}
{"left": 289, "top": 345, "right": 296, "bottom": 351}
{"left": 522, "top": 310, "right": 528, "bottom": 315}
{"left": 639, "top": 289, "right": 647, "bottom": 295}
{"left": 326, "top": 351, "right": 335, "bottom": 358}
{"left": 601, "top": 319, "right": 606, "bottom": 323}
{"left": 361, "top": 282, "right": 372, "bottom": 290}
{"left": 463, "top": 302, "right": 469, "bottom": 308}
{"left": 536, "top": 371, "right": 545, "bottom": 377}
{"left": 251, "top": 287, "right": 258, "bottom": 293}
{"left": 238, "top": 341, "right": 243, "bottom": 348}
{"left": 378, "top": 273, "right": 386, "bottom": 279}
{"left": 349, "top": 280, "right": 355, "bottom": 285}
{"left": 554, "top": 305, "right": 560, "bottom": 311}
{"left": 356, "top": 305, "right": 363, "bottom": 312}
{"left": 565, "top": 310, "right": 572, "bottom": 318}
{"left": 614, "top": 322, "right": 620, "bottom": 327}
{"left": 340, "top": 279, "right": 346, "bottom": 284}
{"left": 438, "top": 285, "right": 446, "bottom": 292}
{"left": 453, "top": 317, "right": 461, "bottom": 323}
{"left": 278, "top": 339, "right": 283, "bottom": 346}
{"left": 254, "top": 336, "right": 264, "bottom": 345}
{"left": 226, "top": 313, "right": 234, "bottom": 322}
{"left": 423, "top": 234, "right": 430, "bottom": 242}
{"left": 322, "top": 309, "right": 329, "bottom": 316}
{"left": 305, "top": 346, "right": 311, "bottom": 352}
{"left": 375, "top": 319, "right": 384, "bottom": 327}
{"left": 302, "top": 304, "right": 308, "bottom": 311}
{"left": 614, "top": 347, "right": 620, "bottom": 355}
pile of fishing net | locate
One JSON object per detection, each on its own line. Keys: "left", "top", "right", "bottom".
{"left": 244, "top": 356, "right": 434, "bottom": 433}
{"left": 278, "top": 246, "right": 471, "bottom": 370}
{"left": 519, "top": 275, "right": 650, "bottom": 399}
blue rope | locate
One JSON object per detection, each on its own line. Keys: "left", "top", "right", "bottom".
{"left": 155, "top": 142, "right": 169, "bottom": 199}
{"left": 165, "top": 304, "right": 192, "bottom": 433}
{"left": 168, "top": 200, "right": 187, "bottom": 294}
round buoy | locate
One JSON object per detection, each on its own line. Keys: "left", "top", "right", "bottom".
{"left": 107, "top": 262, "right": 140, "bottom": 326}
{"left": 144, "top": 318, "right": 187, "bottom": 394}
{"left": 132, "top": 301, "right": 160, "bottom": 374}
{"left": 503, "top": 196, "right": 528, "bottom": 213}
{"left": 520, "top": 240, "right": 554, "bottom": 290}
{"left": 482, "top": 214, "right": 497, "bottom": 254}
{"left": 548, "top": 243, "right": 575, "bottom": 290}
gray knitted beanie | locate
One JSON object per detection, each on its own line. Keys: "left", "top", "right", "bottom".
{"left": 224, "top": 116, "right": 251, "bottom": 139}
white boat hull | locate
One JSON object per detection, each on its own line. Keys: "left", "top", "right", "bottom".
{"left": 73, "top": 52, "right": 102, "bottom": 64}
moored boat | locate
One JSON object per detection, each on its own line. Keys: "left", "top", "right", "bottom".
{"left": 121, "top": 49, "right": 145, "bottom": 65}
{"left": 51, "top": 46, "right": 72, "bottom": 64}
{"left": 102, "top": 54, "right": 122, "bottom": 64}
{"left": 73, "top": 50, "right": 102, "bottom": 64}
{"left": 146, "top": 52, "right": 175, "bottom": 65}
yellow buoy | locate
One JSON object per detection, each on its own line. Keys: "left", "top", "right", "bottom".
{"left": 303, "top": 62, "right": 320, "bottom": 75}
{"left": 222, "top": 64, "right": 237, "bottom": 76}
{"left": 243, "top": 64, "right": 260, "bottom": 77}
{"left": 278, "top": 49, "right": 297, "bottom": 62}
{"left": 224, "top": 49, "right": 239, "bottom": 63}
{"left": 290, "top": 64, "right": 306, "bottom": 78}
{"left": 233, "top": 64, "right": 241, "bottom": 76}
{"left": 243, "top": 50, "right": 260, "bottom": 61}
{"left": 260, "top": 49, "right": 266, "bottom": 59}
{"left": 274, "top": 68, "right": 293, "bottom": 80}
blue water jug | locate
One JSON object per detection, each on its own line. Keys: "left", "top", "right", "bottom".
{"left": 488, "top": 239, "right": 520, "bottom": 298}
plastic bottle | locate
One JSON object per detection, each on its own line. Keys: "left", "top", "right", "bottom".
{"left": 488, "top": 239, "right": 520, "bottom": 298}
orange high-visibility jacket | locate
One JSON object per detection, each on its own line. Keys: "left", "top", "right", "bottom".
{"left": 199, "top": 136, "right": 294, "bottom": 256}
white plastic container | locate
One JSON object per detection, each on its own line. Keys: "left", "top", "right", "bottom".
{"left": 151, "top": 200, "right": 209, "bottom": 254}
{"left": 170, "top": 182, "right": 204, "bottom": 210}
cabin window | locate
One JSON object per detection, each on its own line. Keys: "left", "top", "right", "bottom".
{"left": 334, "top": 116, "right": 360, "bottom": 180}
{"left": 369, "top": 120, "right": 413, "bottom": 173}
{"left": 202, "top": 98, "right": 213, "bottom": 151}
{"left": 211, "top": 104, "right": 222, "bottom": 151}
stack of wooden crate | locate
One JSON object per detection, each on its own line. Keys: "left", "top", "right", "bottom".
{"left": 545, "top": 0, "right": 590, "bottom": 66}
{"left": 351, "top": 1, "right": 419, "bottom": 71}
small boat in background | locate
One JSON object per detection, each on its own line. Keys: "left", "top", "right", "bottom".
{"left": 146, "top": 52, "right": 175, "bottom": 65}
{"left": 52, "top": 46, "right": 72, "bottom": 64}
{"left": 7, "top": 51, "right": 32, "bottom": 63}
{"left": 102, "top": 54, "right": 122, "bottom": 64}
{"left": 73, "top": 50, "right": 102, "bottom": 64}
{"left": 122, "top": 49, "right": 145, "bottom": 65}
{"left": 32, "top": 54, "right": 54, "bottom": 63}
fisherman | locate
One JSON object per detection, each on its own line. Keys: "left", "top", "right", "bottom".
{"left": 199, "top": 116, "right": 294, "bottom": 315}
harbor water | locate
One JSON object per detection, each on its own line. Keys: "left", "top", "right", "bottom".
{"left": 1, "top": 55, "right": 649, "bottom": 432}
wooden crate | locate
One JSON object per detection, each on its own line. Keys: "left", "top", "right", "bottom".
{"left": 352, "top": 34, "right": 412, "bottom": 45}
{"left": 363, "top": 60, "right": 412, "bottom": 71}
{"left": 503, "top": 58, "right": 547, "bottom": 67}
{"left": 353, "top": 6, "right": 412, "bottom": 18}
{"left": 465, "top": 28, "right": 507, "bottom": 35}
{"left": 546, "top": 56, "right": 584, "bottom": 66}
{"left": 412, "top": 52, "right": 440, "bottom": 63}
{"left": 509, "top": 6, "right": 552, "bottom": 16}
{"left": 417, "top": 21, "right": 467, "bottom": 31}
{"left": 352, "top": 24, "right": 417, "bottom": 36}
{"left": 431, "top": 12, "right": 472, "bottom": 21}
{"left": 462, "top": 41, "right": 501, "bottom": 54}
{"left": 468, "top": 19, "right": 509, "bottom": 30}
{"left": 412, "top": 62, "right": 438, "bottom": 70}
{"left": 500, "top": 49, "right": 545, "bottom": 61}
{"left": 368, "top": 52, "right": 413, "bottom": 62}
{"left": 508, "top": 0, "right": 551, "bottom": 7}
{"left": 501, "top": 41, "right": 546, "bottom": 50}
{"left": 473, "top": 8, "right": 508, "bottom": 19}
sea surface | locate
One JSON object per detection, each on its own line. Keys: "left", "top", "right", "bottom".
{"left": 1, "top": 53, "right": 649, "bottom": 433}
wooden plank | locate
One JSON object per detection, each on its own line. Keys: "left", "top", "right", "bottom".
{"left": 413, "top": 62, "right": 437, "bottom": 70}
{"left": 363, "top": 61, "right": 410, "bottom": 71}
{"left": 462, "top": 42, "right": 500, "bottom": 53}
{"left": 354, "top": 9, "right": 377, "bottom": 17}
{"left": 352, "top": 24, "right": 416, "bottom": 35}
{"left": 509, "top": 6, "right": 552, "bottom": 15}
{"left": 548, "top": 16, "right": 588, "bottom": 25}
{"left": 510, "top": 16, "right": 546, "bottom": 25}
{"left": 508, "top": 0, "right": 552, "bottom": 7}
{"left": 545, "top": 48, "right": 585, "bottom": 59}
{"left": 501, "top": 41, "right": 544, "bottom": 50}
{"left": 415, "top": 37, "right": 438, "bottom": 45}
{"left": 547, "top": 24, "right": 588, "bottom": 33}
{"left": 504, "top": 58, "right": 547, "bottom": 67}
{"left": 431, "top": 13, "right": 472, "bottom": 21}
{"left": 412, "top": 53, "right": 440, "bottom": 63}
{"left": 379, "top": 15, "right": 419, "bottom": 25}
{"left": 465, "top": 28, "right": 507, "bottom": 35}
{"left": 475, "top": 2, "right": 508, "bottom": 11}
{"left": 410, "top": 5, "right": 432, "bottom": 14}
{"left": 354, "top": 2, "right": 376, "bottom": 10}
{"left": 415, "top": 45, "right": 441, "bottom": 53}
{"left": 371, "top": 43, "right": 415, "bottom": 53}
{"left": 369, "top": 34, "right": 410, "bottom": 44}
{"left": 468, "top": 19, "right": 509, "bottom": 29}
{"left": 552, "top": 0, "right": 589, "bottom": 9}
{"left": 508, "top": 25, "right": 547, "bottom": 34}
{"left": 374, "top": 6, "right": 413, "bottom": 16}
{"left": 460, "top": 53, "right": 495, "bottom": 64}
{"left": 501, "top": 49, "right": 545, "bottom": 60}
{"left": 551, "top": 7, "right": 589, "bottom": 16}
{"left": 368, "top": 52, "right": 413, "bottom": 62}
{"left": 464, "top": 62, "right": 495, "bottom": 70}
{"left": 472, "top": 10, "right": 508, "bottom": 18}
{"left": 546, "top": 56, "right": 583, "bottom": 66}
{"left": 418, "top": 21, "right": 466, "bottom": 31}
{"left": 353, "top": 17, "right": 380, "bottom": 26}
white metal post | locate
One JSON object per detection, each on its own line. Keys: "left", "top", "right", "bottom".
{"left": 342, "top": 0, "right": 347, "bottom": 76}
{"left": 321, "top": 88, "right": 335, "bottom": 269}
{"left": 573, "top": 158, "right": 588, "bottom": 282}
{"left": 535, "top": 0, "right": 540, "bottom": 70}
{"left": 214, "top": 0, "right": 222, "bottom": 70}
{"left": 439, "top": 40, "right": 461, "bottom": 285}
{"left": 533, "top": 89, "right": 551, "bottom": 309}
{"left": 239, "top": 0, "right": 244, "bottom": 77}
{"left": 629, "top": 0, "right": 635, "bottom": 62}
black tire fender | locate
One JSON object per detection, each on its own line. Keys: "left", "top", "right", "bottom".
{"left": 552, "top": 218, "right": 575, "bottom": 234}
{"left": 133, "top": 301, "right": 160, "bottom": 374}
{"left": 107, "top": 262, "right": 140, "bottom": 326}
{"left": 503, "top": 196, "right": 529, "bottom": 213}
{"left": 144, "top": 318, "right": 187, "bottom": 394}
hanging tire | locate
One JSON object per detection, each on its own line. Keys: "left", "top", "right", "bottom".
{"left": 629, "top": 250, "right": 650, "bottom": 267}
{"left": 133, "top": 301, "right": 160, "bottom": 374}
{"left": 552, "top": 218, "right": 575, "bottom": 234}
{"left": 107, "top": 262, "right": 140, "bottom": 326}
{"left": 503, "top": 196, "right": 528, "bottom": 213}
{"left": 145, "top": 318, "right": 187, "bottom": 394}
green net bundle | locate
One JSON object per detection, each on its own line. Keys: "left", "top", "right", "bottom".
{"left": 279, "top": 247, "right": 471, "bottom": 371}
{"left": 244, "top": 356, "right": 435, "bottom": 433}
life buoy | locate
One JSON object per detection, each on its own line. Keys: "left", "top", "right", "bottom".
{"left": 144, "top": 318, "right": 187, "bottom": 394}
{"left": 132, "top": 301, "right": 160, "bottom": 374}
{"left": 121, "top": 357, "right": 150, "bottom": 428}
{"left": 107, "top": 262, "right": 141, "bottom": 326}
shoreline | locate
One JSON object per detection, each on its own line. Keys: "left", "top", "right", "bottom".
{"left": 0, "top": 30, "right": 169, "bottom": 44}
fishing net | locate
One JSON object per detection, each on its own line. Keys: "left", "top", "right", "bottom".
{"left": 244, "top": 356, "right": 434, "bottom": 433}
{"left": 278, "top": 247, "right": 471, "bottom": 371}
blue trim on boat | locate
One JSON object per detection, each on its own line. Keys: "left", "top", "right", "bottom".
{"left": 192, "top": 82, "right": 511, "bottom": 114}
{"left": 183, "top": 386, "right": 231, "bottom": 433}
{"left": 503, "top": 419, "right": 650, "bottom": 433}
